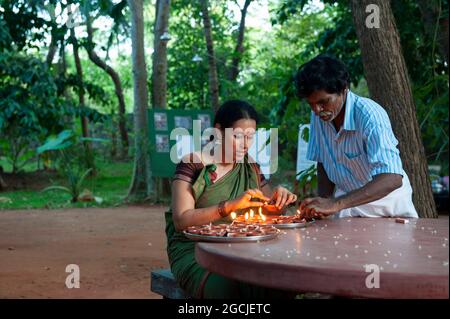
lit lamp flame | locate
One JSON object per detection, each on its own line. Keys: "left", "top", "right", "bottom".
{"left": 261, "top": 214, "right": 267, "bottom": 222}
{"left": 258, "top": 207, "right": 262, "bottom": 216}
{"left": 250, "top": 209, "right": 254, "bottom": 218}
{"left": 245, "top": 212, "right": 249, "bottom": 220}
{"left": 297, "top": 209, "right": 301, "bottom": 216}
{"left": 230, "top": 212, "right": 236, "bottom": 220}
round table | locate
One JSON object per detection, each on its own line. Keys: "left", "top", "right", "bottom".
{"left": 195, "top": 218, "right": 449, "bottom": 298}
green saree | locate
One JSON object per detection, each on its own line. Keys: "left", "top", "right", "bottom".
{"left": 165, "top": 159, "right": 295, "bottom": 299}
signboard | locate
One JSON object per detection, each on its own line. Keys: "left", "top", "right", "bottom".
{"left": 148, "top": 109, "right": 214, "bottom": 177}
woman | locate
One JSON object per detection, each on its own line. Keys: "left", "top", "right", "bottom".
{"left": 165, "top": 100, "right": 297, "bottom": 299}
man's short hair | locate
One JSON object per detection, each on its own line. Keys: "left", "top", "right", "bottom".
{"left": 294, "top": 54, "right": 350, "bottom": 98}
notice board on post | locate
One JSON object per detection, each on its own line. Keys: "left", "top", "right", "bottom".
{"left": 147, "top": 109, "right": 214, "bottom": 178}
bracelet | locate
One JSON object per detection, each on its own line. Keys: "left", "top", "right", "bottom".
{"left": 218, "top": 200, "right": 229, "bottom": 218}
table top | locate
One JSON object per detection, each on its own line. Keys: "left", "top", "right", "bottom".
{"left": 195, "top": 218, "right": 449, "bottom": 298}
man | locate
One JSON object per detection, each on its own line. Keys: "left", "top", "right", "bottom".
{"left": 295, "top": 54, "right": 418, "bottom": 218}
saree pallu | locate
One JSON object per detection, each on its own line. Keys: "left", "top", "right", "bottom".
{"left": 165, "top": 160, "right": 295, "bottom": 299}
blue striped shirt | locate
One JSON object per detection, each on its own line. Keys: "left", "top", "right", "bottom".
{"left": 306, "top": 90, "right": 404, "bottom": 193}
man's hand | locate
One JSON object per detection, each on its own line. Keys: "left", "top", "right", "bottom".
{"left": 299, "top": 197, "right": 341, "bottom": 219}
{"left": 270, "top": 186, "right": 297, "bottom": 210}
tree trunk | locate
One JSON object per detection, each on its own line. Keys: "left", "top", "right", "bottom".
{"left": 228, "top": 0, "right": 252, "bottom": 82}
{"left": 46, "top": 31, "right": 58, "bottom": 66}
{"left": 85, "top": 15, "right": 129, "bottom": 159}
{"left": 0, "top": 165, "right": 6, "bottom": 190}
{"left": 351, "top": 0, "right": 437, "bottom": 218}
{"left": 152, "top": 0, "right": 170, "bottom": 109}
{"left": 70, "top": 28, "right": 96, "bottom": 172}
{"left": 127, "top": 0, "right": 153, "bottom": 200}
{"left": 152, "top": 0, "right": 171, "bottom": 198}
{"left": 417, "top": 0, "right": 448, "bottom": 64}
{"left": 200, "top": 0, "right": 220, "bottom": 113}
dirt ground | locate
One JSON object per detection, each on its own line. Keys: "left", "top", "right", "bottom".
{"left": 0, "top": 205, "right": 170, "bottom": 299}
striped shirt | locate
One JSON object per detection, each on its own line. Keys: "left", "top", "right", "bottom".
{"left": 306, "top": 90, "right": 404, "bottom": 193}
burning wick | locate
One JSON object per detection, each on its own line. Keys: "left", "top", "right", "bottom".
{"left": 245, "top": 212, "right": 249, "bottom": 220}
{"left": 258, "top": 207, "right": 262, "bottom": 216}
{"left": 250, "top": 209, "right": 254, "bottom": 218}
{"left": 261, "top": 214, "right": 267, "bottom": 222}
{"left": 230, "top": 212, "right": 236, "bottom": 220}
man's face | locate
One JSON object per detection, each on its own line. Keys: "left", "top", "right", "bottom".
{"left": 306, "top": 89, "right": 346, "bottom": 122}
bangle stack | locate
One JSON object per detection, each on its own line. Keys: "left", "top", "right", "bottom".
{"left": 218, "top": 200, "right": 229, "bottom": 218}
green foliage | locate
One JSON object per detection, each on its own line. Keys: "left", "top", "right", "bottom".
{"left": 414, "top": 75, "right": 449, "bottom": 174}
{"left": 296, "top": 163, "right": 318, "bottom": 198}
{"left": 43, "top": 167, "right": 92, "bottom": 202}
{"left": 0, "top": 51, "right": 67, "bottom": 136}
{"left": 38, "top": 129, "right": 109, "bottom": 202}
{"left": 0, "top": 0, "right": 47, "bottom": 51}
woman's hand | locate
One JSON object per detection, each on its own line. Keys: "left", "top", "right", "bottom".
{"left": 226, "top": 188, "right": 270, "bottom": 213}
{"left": 298, "top": 197, "right": 341, "bottom": 219}
{"left": 269, "top": 186, "right": 297, "bottom": 210}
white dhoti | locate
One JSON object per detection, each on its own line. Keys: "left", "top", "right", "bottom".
{"left": 334, "top": 173, "right": 418, "bottom": 218}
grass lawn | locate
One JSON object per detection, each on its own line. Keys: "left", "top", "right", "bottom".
{"left": 0, "top": 159, "right": 134, "bottom": 210}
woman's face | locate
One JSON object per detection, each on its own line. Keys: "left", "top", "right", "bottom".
{"left": 219, "top": 118, "right": 257, "bottom": 163}
{"left": 306, "top": 89, "right": 347, "bottom": 122}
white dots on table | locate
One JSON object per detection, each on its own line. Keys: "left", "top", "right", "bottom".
{"left": 364, "top": 250, "right": 368, "bottom": 254}
{"left": 386, "top": 261, "right": 390, "bottom": 264}
{"left": 322, "top": 257, "right": 327, "bottom": 261}
{"left": 337, "top": 255, "right": 341, "bottom": 259}
{"left": 428, "top": 255, "right": 432, "bottom": 259}
{"left": 306, "top": 252, "right": 310, "bottom": 257}
{"left": 344, "top": 254, "right": 349, "bottom": 258}
{"left": 354, "top": 245, "right": 359, "bottom": 249}
{"left": 393, "top": 264, "right": 398, "bottom": 269}
{"left": 384, "top": 254, "right": 388, "bottom": 257}
{"left": 443, "top": 261, "right": 449, "bottom": 267}
{"left": 334, "top": 241, "right": 339, "bottom": 246}
{"left": 418, "top": 245, "right": 422, "bottom": 250}
{"left": 228, "top": 244, "right": 232, "bottom": 247}
{"left": 387, "top": 250, "right": 391, "bottom": 254}
{"left": 369, "top": 240, "right": 373, "bottom": 245}
{"left": 313, "top": 237, "right": 317, "bottom": 241}
{"left": 315, "top": 256, "right": 321, "bottom": 260}
{"left": 363, "top": 228, "right": 366, "bottom": 232}
{"left": 378, "top": 242, "right": 382, "bottom": 245}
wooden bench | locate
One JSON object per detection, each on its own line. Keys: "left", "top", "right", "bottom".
{"left": 150, "top": 268, "right": 189, "bottom": 299}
